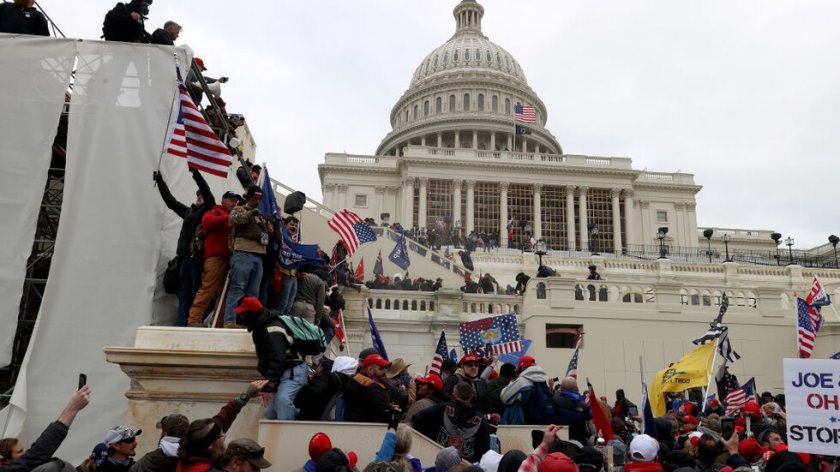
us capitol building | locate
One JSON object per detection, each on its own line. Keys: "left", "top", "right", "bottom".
{"left": 312, "top": 0, "right": 840, "bottom": 397}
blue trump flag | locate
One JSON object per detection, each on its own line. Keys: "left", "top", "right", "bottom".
{"left": 368, "top": 307, "right": 388, "bottom": 360}
{"left": 277, "top": 222, "right": 323, "bottom": 270}
{"left": 389, "top": 232, "right": 410, "bottom": 270}
{"left": 257, "top": 165, "right": 280, "bottom": 218}
{"left": 640, "top": 382, "right": 658, "bottom": 437}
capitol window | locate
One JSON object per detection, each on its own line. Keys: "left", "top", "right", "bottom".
{"left": 465, "top": 49, "right": 470, "bottom": 61}
{"left": 656, "top": 210, "right": 668, "bottom": 222}
{"left": 424, "top": 100, "right": 429, "bottom": 117}
{"left": 436, "top": 97, "right": 442, "bottom": 113}
{"left": 478, "top": 94, "right": 484, "bottom": 111}
{"left": 354, "top": 194, "right": 367, "bottom": 207}
{"left": 476, "top": 49, "right": 481, "bottom": 61}
{"left": 505, "top": 98, "right": 510, "bottom": 114}
{"left": 486, "top": 50, "right": 491, "bottom": 63}
{"left": 546, "top": 324, "right": 583, "bottom": 349}
{"left": 433, "top": 55, "right": 438, "bottom": 67}
{"left": 443, "top": 52, "right": 448, "bottom": 64}
{"left": 413, "top": 104, "right": 418, "bottom": 120}
{"left": 496, "top": 52, "right": 502, "bottom": 65}
{"left": 449, "top": 94, "right": 456, "bottom": 112}
{"left": 492, "top": 95, "right": 498, "bottom": 112}
{"left": 463, "top": 93, "right": 470, "bottom": 111}
{"left": 454, "top": 50, "right": 459, "bottom": 62}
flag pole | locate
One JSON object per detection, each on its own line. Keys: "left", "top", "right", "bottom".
{"left": 157, "top": 53, "right": 183, "bottom": 176}
{"left": 701, "top": 339, "right": 720, "bottom": 411}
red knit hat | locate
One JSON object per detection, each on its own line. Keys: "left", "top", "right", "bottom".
{"left": 308, "top": 433, "right": 331, "bottom": 461}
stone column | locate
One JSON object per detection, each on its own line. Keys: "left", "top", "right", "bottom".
{"left": 623, "top": 190, "right": 634, "bottom": 247}
{"left": 453, "top": 179, "right": 463, "bottom": 229}
{"left": 674, "top": 202, "right": 685, "bottom": 246}
{"left": 535, "top": 144, "right": 540, "bottom": 154}
{"left": 639, "top": 200, "right": 651, "bottom": 245}
{"left": 337, "top": 184, "right": 348, "bottom": 209}
{"left": 578, "top": 186, "right": 589, "bottom": 251}
{"left": 403, "top": 178, "right": 415, "bottom": 228}
{"left": 375, "top": 186, "right": 386, "bottom": 215}
{"left": 466, "top": 180, "right": 476, "bottom": 234}
{"left": 499, "top": 182, "right": 509, "bottom": 249}
{"left": 454, "top": 132, "right": 460, "bottom": 148}
{"left": 507, "top": 134, "right": 512, "bottom": 151}
{"left": 611, "top": 188, "right": 623, "bottom": 253}
{"left": 490, "top": 132, "right": 496, "bottom": 151}
{"left": 421, "top": 136, "right": 426, "bottom": 146}
{"left": 533, "top": 184, "right": 542, "bottom": 240}
{"left": 522, "top": 136, "right": 527, "bottom": 153}
{"left": 437, "top": 133, "right": 443, "bottom": 148}
{"left": 323, "top": 184, "right": 336, "bottom": 209}
{"left": 472, "top": 130, "right": 478, "bottom": 150}
{"left": 686, "top": 202, "right": 699, "bottom": 248}
{"left": 566, "top": 186, "right": 576, "bottom": 251}
{"left": 418, "top": 177, "right": 428, "bottom": 229}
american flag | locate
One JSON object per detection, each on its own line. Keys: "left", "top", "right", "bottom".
{"left": 565, "top": 341, "right": 580, "bottom": 378}
{"left": 724, "top": 377, "right": 755, "bottom": 416}
{"left": 693, "top": 293, "right": 730, "bottom": 345}
{"left": 327, "top": 209, "right": 377, "bottom": 256}
{"left": 805, "top": 276, "right": 830, "bottom": 332}
{"left": 459, "top": 314, "right": 521, "bottom": 354}
{"left": 429, "top": 331, "right": 448, "bottom": 376}
{"left": 797, "top": 297, "right": 816, "bottom": 358}
{"left": 514, "top": 104, "right": 536, "bottom": 124}
{"left": 166, "top": 72, "right": 233, "bottom": 177}
{"left": 716, "top": 326, "right": 740, "bottom": 363}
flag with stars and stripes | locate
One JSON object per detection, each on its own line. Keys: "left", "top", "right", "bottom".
{"left": 693, "top": 293, "right": 730, "bottom": 345}
{"left": 514, "top": 104, "right": 536, "bottom": 123}
{"left": 716, "top": 326, "right": 740, "bottom": 363}
{"left": 327, "top": 209, "right": 377, "bottom": 256}
{"left": 797, "top": 298, "right": 816, "bottom": 358}
{"left": 429, "top": 331, "right": 449, "bottom": 376}
{"left": 459, "top": 314, "right": 521, "bottom": 355}
{"left": 724, "top": 377, "right": 755, "bottom": 416}
{"left": 565, "top": 341, "right": 580, "bottom": 379}
{"left": 805, "top": 276, "right": 830, "bottom": 332}
{"left": 166, "top": 67, "right": 233, "bottom": 177}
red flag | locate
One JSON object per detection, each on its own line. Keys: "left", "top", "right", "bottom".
{"left": 333, "top": 309, "right": 348, "bottom": 351}
{"left": 354, "top": 258, "right": 365, "bottom": 282}
{"left": 587, "top": 382, "right": 614, "bottom": 441}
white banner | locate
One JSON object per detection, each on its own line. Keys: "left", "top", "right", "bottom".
{"left": 783, "top": 358, "right": 840, "bottom": 456}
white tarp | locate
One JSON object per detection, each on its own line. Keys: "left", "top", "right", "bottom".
{"left": 783, "top": 358, "right": 840, "bottom": 455}
{"left": 0, "top": 37, "right": 245, "bottom": 461}
{"left": 0, "top": 35, "right": 76, "bottom": 367}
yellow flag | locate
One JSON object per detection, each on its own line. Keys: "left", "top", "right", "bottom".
{"left": 649, "top": 342, "right": 716, "bottom": 416}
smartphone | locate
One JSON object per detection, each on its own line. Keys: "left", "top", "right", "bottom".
{"left": 78, "top": 373, "right": 87, "bottom": 390}
{"left": 721, "top": 417, "right": 735, "bottom": 439}
{"left": 628, "top": 406, "right": 639, "bottom": 416}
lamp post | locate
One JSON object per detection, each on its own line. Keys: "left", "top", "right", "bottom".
{"left": 588, "top": 224, "right": 599, "bottom": 256}
{"left": 722, "top": 233, "right": 732, "bottom": 262}
{"left": 703, "top": 229, "right": 714, "bottom": 263}
{"left": 770, "top": 233, "right": 782, "bottom": 266}
{"left": 657, "top": 226, "right": 669, "bottom": 259}
{"left": 786, "top": 237, "right": 795, "bottom": 265}
{"left": 535, "top": 238, "right": 547, "bottom": 267}
{"left": 454, "top": 220, "right": 462, "bottom": 248}
{"left": 829, "top": 235, "right": 839, "bottom": 268}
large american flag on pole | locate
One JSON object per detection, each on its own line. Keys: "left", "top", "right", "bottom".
{"left": 429, "top": 331, "right": 449, "bottom": 376}
{"left": 797, "top": 297, "right": 816, "bottom": 358}
{"left": 565, "top": 342, "right": 580, "bottom": 379}
{"left": 514, "top": 104, "right": 536, "bottom": 124}
{"left": 327, "top": 209, "right": 377, "bottom": 256}
{"left": 166, "top": 70, "right": 233, "bottom": 177}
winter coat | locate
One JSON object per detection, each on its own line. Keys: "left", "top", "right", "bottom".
{"left": 175, "top": 399, "right": 245, "bottom": 472}
{"left": 200, "top": 206, "right": 231, "bottom": 259}
{"left": 0, "top": 421, "right": 68, "bottom": 472}
{"left": 229, "top": 206, "right": 273, "bottom": 255}
{"left": 294, "top": 371, "right": 349, "bottom": 421}
{"left": 442, "top": 372, "right": 490, "bottom": 413}
{"left": 462, "top": 281, "right": 479, "bottom": 294}
{"left": 130, "top": 447, "right": 178, "bottom": 472}
{"left": 411, "top": 401, "right": 490, "bottom": 463}
{"left": 343, "top": 373, "right": 396, "bottom": 424}
{"left": 150, "top": 28, "right": 173, "bottom": 45}
{"left": 0, "top": 3, "right": 48, "bottom": 35}
{"left": 99, "top": 458, "right": 136, "bottom": 472}
{"left": 487, "top": 376, "right": 511, "bottom": 414}
{"left": 500, "top": 366, "right": 548, "bottom": 404}
{"left": 102, "top": 2, "right": 149, "bottom": 43}
{"left": 155, "top": 170, "right": 214, "bottom": 257}
{"left": 244, "top": 309, "right": 301, "bottom": 391}
{"left": 624, "top": 462, "right": 664, "bottom": 472}
{"left": 553, "top": 389, "right": 592, "bottom": 443}
{"left": 294, "top": 273, "right": 326, "bottom": 324}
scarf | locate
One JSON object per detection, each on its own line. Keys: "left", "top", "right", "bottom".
{"left": 160, "top": 436, "right": 180, "bottom": 457}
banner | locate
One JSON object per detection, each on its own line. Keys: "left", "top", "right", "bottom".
{"left": 459, "top": 314, "right": 521, "bottom": 356}
{"left": 649, "top": 343, "right": 716, "bottom": 416}
{"left": 783, "top": 358, "right": 840, "bottom": 455}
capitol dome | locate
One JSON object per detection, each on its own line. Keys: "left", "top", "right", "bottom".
{"left": 376, "top": 0, "right": 562, "bottom": 156}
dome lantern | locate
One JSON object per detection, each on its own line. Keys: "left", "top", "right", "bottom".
{"left": 453, "top": 0, "right": 485, "bottom": 36}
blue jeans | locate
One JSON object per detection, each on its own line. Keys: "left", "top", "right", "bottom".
{"left": 224, "top": 251, "right": 263, "bottom": 324}
{"left": 264, "top": 362, "right": 308, "bottom": 420}
{"left": 277, "top": 274, "right": 298, "bottom": 315}
{"left": 176, "top": 256, "right": 203, "bottom": 326}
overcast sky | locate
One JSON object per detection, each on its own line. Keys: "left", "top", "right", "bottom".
{"left": 39, "top": 0, "right": 840, "bottom": 248}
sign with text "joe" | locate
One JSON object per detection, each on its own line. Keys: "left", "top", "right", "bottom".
{"left": 783, "top": 358, "right": 840, "bottom": 456}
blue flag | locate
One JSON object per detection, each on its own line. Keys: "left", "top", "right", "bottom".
{"left": 641, "top": 382, "right": 658, "bottom": 437}
{"left": 498, "top": 339, "right": 533, "bottom": 366}
{"left": 832, "top": 352, "right": 840, "bottom": 360}
{"left": 449, "top": 349, "right": 458, "bottom": 361}
{"left": 389, "top": 232, "right": 410, "bottom": 270}
{"left": 257, "top": 165, "right": 280, "bottom": 219}
{"left": 277, "top": 223, "right": 324, "bottom": 270}
{"left": 367, "top": 307, "right": 388, "bottom": 360}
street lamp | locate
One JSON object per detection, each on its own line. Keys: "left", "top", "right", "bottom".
{"left": 722, "top": 233, "right": 732, "bottom": 262}
{"left": 588, "top": 224, "right": 599, "bottom": 255}
{"left": 535, "top": 238, "right": 547, "bottom": 267}
{"left": 703, "top": 228, "right": 714, "bottom": 263}
{"left": 785, "top": 237, "right": 795, "bottom": 265}
{"left": 770, "top": 233, "right": 782, "bottom": 266}
{"left": 657, "top": 226, "right": 669, "bottom": 259}
{"left": 829, "top": 235, "right": 839, "bottom": 268}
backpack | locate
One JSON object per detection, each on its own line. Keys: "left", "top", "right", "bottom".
{"left": 101, "top": 3, "right": 124, "bottom": 40}
{"left": 190, "top": 223, "right": 206, "bottom": 257}
{"left": 162, "top": 256, "right": 180, "bottom": 294}
{"left": 277, "top": 315, "right": 326, "bottom": 356}
{"left": 521, "top": 382, "right": 557, "bottom": 425}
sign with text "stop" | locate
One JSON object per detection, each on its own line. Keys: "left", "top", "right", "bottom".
{"left": 783, "top": 358, "right": 840, "bottom": 456}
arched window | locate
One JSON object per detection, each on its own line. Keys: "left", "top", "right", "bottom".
{"left": 449, "top": 94, "right": 456, "bottom": 111}
{"left": 492, "top": 95, "right": 498, "bottom": 112}
{"left": 433, "top": 55, "right": 438, "bottom": 67}
{"left": 413, "top": 104, "right": 418, "bottom": 119}
{"left": 454, "top": 50, "right": 459, "bottom": 62}
{"left": 486, "top": 50, "right": 491, "bottom": 63}
{"left": 464, "top": 49, "right": 470, "bottom": 61}
{"left": 443, "top": 52, "right": 449, "bottom": 64}
{"left": 404, "top": 110, "right": 408, "bottom": 122}
{"left": 504, "top": 98, "right": 511, "bottom": 114}
{"left": 424, "top": 100, "right": 429, "bottom": 117}
{"left": 478, "top": 94, "right": 484, "bottom": 111}
{"left": 435, "top": 97, "right": 442, "bottom": 113}
{"left": 475, "top": 49, "right": 481, "bottom": 61}
{"left": 496, "top": 52, "right": 502, "bottom": 65}
{"left": 463, "top": 93, "right": 470, "bottom": 111}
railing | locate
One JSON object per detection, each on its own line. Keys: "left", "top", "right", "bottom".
{"left": 402, "top": 146, "right": 635, "bottom": 170}
{"left": 372, "top": 226, "right": 474, "bottom": 277}
{"left": 357, "top": 289, "right": 522, "bottom": 318}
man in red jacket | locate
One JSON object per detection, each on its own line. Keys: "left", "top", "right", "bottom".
{"left": 188, "top": 191, "right": 240, "bottom": 327}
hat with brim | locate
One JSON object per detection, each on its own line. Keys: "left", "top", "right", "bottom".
{"left": 362, "top": 354, "right": 391, "bottom": 368}
{"left": 226, "top": 439, "right": 272, "bottom": 469}
{"left": 386, "top": 358, "right": 411, "bottom": 379}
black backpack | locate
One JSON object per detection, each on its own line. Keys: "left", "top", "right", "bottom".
{"left": 101, "top": 3, "right": 124, "bottom": 40}
{"left": 521, "top": 382, "right": 558, "bottom": 425}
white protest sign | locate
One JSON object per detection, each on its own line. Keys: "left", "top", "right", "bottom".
{"left": 783, "top": 358, "right": 840, "bottom": 456}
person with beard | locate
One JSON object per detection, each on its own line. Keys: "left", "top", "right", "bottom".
{"left": 411, "top": 382, "right": 490, "bottom": 464}
{"left": 174, "top": 380, "right": 266, "bottom": 472}
{"left": 102, "top": 0, "right": 152, "bottom": 43}
{"left": 343, "top": 354, "right": 400, "bottom": 424}
{"left": 441, "top": 355, "right": 489, "bottom": 413}
{"left": 402, "top": 374, "right": 444, "bottom": 425}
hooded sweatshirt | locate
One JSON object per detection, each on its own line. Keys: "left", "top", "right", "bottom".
{"left": 499, "top": 366, "right": 548, "bottom": 404}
